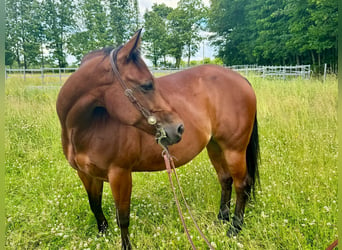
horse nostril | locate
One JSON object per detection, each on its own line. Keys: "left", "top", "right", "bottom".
{"left": 177, "top": 124, "right": 184, "bottom": 135}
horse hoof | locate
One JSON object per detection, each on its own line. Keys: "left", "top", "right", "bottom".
{"left": 121, "top": 243, "right": 132, "bottom": 250}
{"left": 218, "top": 209, "right": 230, "bottom": 222}
{"left": 98, "top": 220, "right": 108, "bottom": 234}
{"left": 218, "top": 213, "right": 230, "bottom": 222}
{"left": 227, "top": 226, "right": 240, "bottom": 237}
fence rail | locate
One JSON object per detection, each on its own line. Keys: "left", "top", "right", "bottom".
{"left": 5, "top": 64, "right": 311, "bottom": 83}
{"left": 229, "top": 65, "right": 311, "bottom": 79}
{"left": 5, "top": 67, "right": 78, "bottom": 83}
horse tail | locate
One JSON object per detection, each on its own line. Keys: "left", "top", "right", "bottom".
{"left": 246, "top": 113, "right": 260, "bottom": 198}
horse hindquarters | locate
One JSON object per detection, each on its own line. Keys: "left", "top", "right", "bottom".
{"left": 207, "top": 115, "right": 259, "bottom": 236}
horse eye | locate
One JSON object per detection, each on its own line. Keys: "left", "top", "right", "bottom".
{"left": 140, "top": 82, "right": 154, "bottom": 92}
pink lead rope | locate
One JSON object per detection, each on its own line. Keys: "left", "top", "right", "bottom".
{"left": 162, "top": 151, "right": 215, "bottom": 250}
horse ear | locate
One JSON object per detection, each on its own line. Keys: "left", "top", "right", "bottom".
{"left": 118, "top": 29, "right": 142, "bottom": 62}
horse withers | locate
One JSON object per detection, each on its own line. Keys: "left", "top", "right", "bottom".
{"left": 56, "top": 29, "right": 259, "bottom": 249}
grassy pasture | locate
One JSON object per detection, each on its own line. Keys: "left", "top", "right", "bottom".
{"left": 5, "top": 74, "right": 337, "bottom": 249}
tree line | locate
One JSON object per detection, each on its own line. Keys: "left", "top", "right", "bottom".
{"left": 5, "top": 0, "right": 140, "bottom": 68}
{"left": 5, "top": 0, "right": 337, "bottom": 72}
{"left": 209, "top": 0, "right": 337, "bottom": 73}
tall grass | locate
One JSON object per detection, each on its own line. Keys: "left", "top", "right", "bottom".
{"left": 5, "top": 75, "right": 337, "bottom": 249}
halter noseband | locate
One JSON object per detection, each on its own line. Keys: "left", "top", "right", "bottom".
{"left": 109, "top": 47, "right": 168, "bottom": 148}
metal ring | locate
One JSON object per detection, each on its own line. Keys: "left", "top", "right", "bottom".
{"left": 124, "top": 88, "right": 133, "bottom": 96}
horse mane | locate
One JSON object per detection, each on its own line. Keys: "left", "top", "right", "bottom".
{"left": 80, "top": 47, "right": 114, "bottom": 65}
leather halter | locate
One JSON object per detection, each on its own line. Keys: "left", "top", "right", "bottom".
{"left": 109, "top": 47, "right": 167, "bottom": 146}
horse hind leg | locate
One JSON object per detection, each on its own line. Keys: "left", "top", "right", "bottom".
{"left": 224, "top": 150, "right": 252, "bottom": 237}
{"left": 77, "top": 171, "right": 108, "bottom": 233}
{"left": 207, "top": 139, "right": 252, "bottom": 236}
{"left": 206, "top": 140, "right": 233, "bottom": 222}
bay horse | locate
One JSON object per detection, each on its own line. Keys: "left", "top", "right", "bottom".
{"left": 56, "top": 29, "right": 259, "bottom": 249}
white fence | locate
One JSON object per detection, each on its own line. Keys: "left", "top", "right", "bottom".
{"left": 5, "top": 64, "right": 311, "bottom": 83}
{"left": 150, "top": 65, "right": 311, "bottom": 79}
{"left": 229, "top": 65, "right": 311, "bottom": 79}
{"left": 5, "top": 67, "right": 78, "bottom": 83}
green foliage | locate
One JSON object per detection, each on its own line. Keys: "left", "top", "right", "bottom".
{"left": 5, "top": 0, "right": 337, "bottom": 71}
{"left": 173, "top": 0, "right": 207, "bottom": 66}
{"left": 143, "top": 4, "right": 172, "bottom": 67}
{"left": 5, "top": 0, "right": 140, "bottom": 68}
{"left": 108, "top": 0, "right": 140, "bottom": 45}
{"left": 45, "top": 0, "right": 75, "bottom": 68}
{"left": 209, "top": 0, "right": 338, "bottom": 71}
{"left": 143, "top": 0, "right": 207, "bottom": 68}
{"left": 68, "top": 0, "right": 109, "bottom": 62}
{"left": 5, "top": 0, "right": 44, "bottom": 68}
{"left": 5, "top": 74, "right": 337, "bottom": 249}
{"left": 188, "top": 57, "right": 223, "bottom": 66}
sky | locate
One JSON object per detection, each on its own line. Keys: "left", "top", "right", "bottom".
{"left": 139, "top": 0, "right": 180, "bottom": 10}
{"left": 139, "top": 0, "right": 210, "bottom": 12}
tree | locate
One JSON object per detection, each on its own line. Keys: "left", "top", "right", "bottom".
{"left": 143, "top": 4, "right": 172, "bottom": 67}
{"left": 45, "top": 0, "right": 76, "bottom": 67}
{"left": 208, "top": 0, "right": 338, "bottom": 70}
{"left": 5, "top": 0, "right": 42, "bottom": 68}
{"left": 68, "top": 0, "right": 109, "bottom": 61}
{"left": 286, "top": 0, "right": 337, "bottom": 70}
{"left": 5, "top": 40, "right": 15, "bottom": 67}
{"left": 108, "top": 0, "right": 140, "bottom": 46}
{"left": 5, "top": 0, "right": 20, "bottom": 67}
{"left": 166, "top": 8, "right": 185, "bottom": 68}
{"left": 305, "top": 0, "right": 337, "bottom": 70}
{"left": 209, "top": 0, "right": 255, "bottom": 65}
{"left": 169, "top": 0, "right": 207, "bottom": 66}
{"left": 251, "top": 0, "right": 291, "bottom": 65}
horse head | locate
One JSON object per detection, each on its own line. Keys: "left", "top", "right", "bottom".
{"left": 104, "top": 29, "right": 184, "bottom": 146}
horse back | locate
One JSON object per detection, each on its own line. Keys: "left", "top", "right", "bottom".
{"left": 157, "top": 65, "right": 256, "bottom": 151}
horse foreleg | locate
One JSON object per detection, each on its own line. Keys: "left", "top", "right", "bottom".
{"left": 78, "top": 171, "right": 108, "bottom": 233}
{"left": 108, "top": 167, "right": 132, "bottom": 250}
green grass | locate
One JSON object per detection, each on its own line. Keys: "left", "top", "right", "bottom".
{"left": 5, "top": 74, "right": 337, "bottom": 249}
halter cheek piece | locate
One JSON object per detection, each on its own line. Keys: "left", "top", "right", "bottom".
{"left": 109, "top": 48, "right": 168, "bottom": 148}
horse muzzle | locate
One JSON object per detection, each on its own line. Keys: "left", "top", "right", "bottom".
{"left": 156, "top": 123, "right": 184, "bottom": 147}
